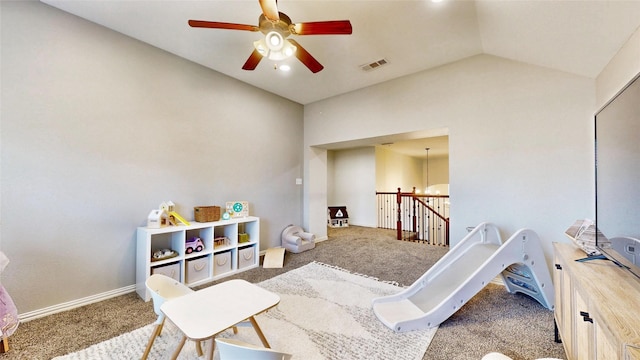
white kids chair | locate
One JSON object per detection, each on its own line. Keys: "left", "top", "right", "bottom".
{"left": 215, "top": 338, "right": 292, "bottom": 360}
{"left": 281, "top": 225, "right": 315, "bottom": 253}
{"left": 142, "top": 274, "right": 204, "bottom": 359}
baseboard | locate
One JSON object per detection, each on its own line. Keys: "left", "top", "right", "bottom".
{"left": 18, "top": 284, "right": 136, "bottom": 323}
{"left": 315, "top": 236, "right": 329, "bottom": 243}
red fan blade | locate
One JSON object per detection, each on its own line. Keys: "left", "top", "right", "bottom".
{"left": 259, "top": 0, "right": 279, "bottom": 21}
{"left": 291, "top": 20, "right": 352, "bottom": 35}
{"left": 288, "top": 39, "right": 323, "bottom": 73}
{"left": 242, "top": 49, "right": 264, "bottom": 71}
{"left": 188, "top": 20, "right": 259, "bottom": 32}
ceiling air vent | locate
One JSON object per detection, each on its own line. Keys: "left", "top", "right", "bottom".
{"left": 360, "top": 58, "right": 389, "bottom": 72}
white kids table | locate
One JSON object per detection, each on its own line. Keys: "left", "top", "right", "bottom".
{"left": 161, "top": 279, "right": 280, "bottom": 360}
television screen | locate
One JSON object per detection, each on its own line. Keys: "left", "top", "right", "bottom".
{"left": 595, "top": 71, "right": 640, "bottom": 279}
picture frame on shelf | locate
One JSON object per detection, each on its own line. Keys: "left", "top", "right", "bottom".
{"left": 225, "top": 201, "right": 249, "bottom": 218}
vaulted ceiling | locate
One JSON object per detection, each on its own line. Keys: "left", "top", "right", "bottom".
{"left": 38, "top": 1, "right": 640, "bottom": 159}
{"left": 41, "top": 0, "right": 640, "bottom": 106}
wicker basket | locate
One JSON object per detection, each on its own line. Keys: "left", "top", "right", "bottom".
{"left": 194, "top": 206, "right": 220, "bottom": 222}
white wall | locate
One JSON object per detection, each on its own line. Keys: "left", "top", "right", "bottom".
{"left": 422, "top": 155, "right": 449, "bottom": 191}
{"left": 305, "top": 54, "right": 595, "bottom": 264}
{"left": 1, "top": 2, "right": 303, "bottom": 314}
{"left": 327, "top": 147, "right": 376, "bottom": 227}
{"left": 374, "top": 146, "right": 424, "bottom": 193}
{"left": 596, "top": 26, "right": 640, "bottom": 108}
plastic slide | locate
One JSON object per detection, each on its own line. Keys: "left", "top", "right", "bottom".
{"left": 169, "top": 211, "right": 190, "bottom": 226}
{"left": 372, "top": 222, "right": 555, "bottom": 332}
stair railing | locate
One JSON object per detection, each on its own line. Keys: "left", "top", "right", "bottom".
{"left": 376, "top": 187, "right": 449, "bottom": 246}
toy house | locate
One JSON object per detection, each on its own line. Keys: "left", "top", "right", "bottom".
{"left": 327, "top": 206, "right": 349, "bottom": 228}
{"left": 147, "top": 209, "right": 168, "bottom": 228}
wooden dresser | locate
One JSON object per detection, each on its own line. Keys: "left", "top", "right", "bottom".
{"left": 554, "top": 242, "right": 640, "bottom": 360}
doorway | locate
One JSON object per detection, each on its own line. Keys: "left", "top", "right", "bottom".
{"left": 325, "top": 129, "right": 450, "bottom": 229}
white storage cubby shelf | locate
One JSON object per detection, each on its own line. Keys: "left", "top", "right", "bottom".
{"left": 136, "top": 216, "right": 260, "bottom": 301}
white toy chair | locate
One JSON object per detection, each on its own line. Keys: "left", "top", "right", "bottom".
{"left": 142, "top": 274, "right": 204, "bottom": 359}
{"left": 216, "top": 338, "right": 292, "bottom": 360}
{"left": 281, "top": 225, "right": 315, "bottom": 253}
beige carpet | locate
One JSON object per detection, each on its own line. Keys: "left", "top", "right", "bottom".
{"left": 6, "top": 226, "right": 566, "bottom": 360}
{"left": 53, "top": 262, "right": 437, "bottom": 360}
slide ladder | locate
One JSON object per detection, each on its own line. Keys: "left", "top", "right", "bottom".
{"left": 372, "top": 222, "right": 554, "bottom": 332}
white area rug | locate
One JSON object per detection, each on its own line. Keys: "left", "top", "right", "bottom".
{"left": 54, "top": 262, "right": 437, "bottom": 360}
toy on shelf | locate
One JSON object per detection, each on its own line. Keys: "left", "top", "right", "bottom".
{"left": 147, "top": 201, "right": 190, "bottom": 228}
{"left": 163, "top": 201, "right": 190, "bottom": 226}
{"left": 226, "top": 201, "right": 249, "bottom": 218}
{"left": 185, "top": 237, "right": 204, "bottom": 254}
{"left": 214, "top": 236, "right": 230, "bottom": 248}
{"left": 151, "top": 248, "right": 178, "bottom": 262}
{"left": 147, "top": 208, "right": 169, "bottom": 228}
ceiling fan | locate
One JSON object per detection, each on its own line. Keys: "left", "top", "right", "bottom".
{"left": 188, "top": 0, "right": 352, "bottom": 73}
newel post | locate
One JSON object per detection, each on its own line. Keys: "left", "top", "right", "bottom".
{"left": 396, "top": 187, "right": 402, "bottom": 240}
{"left": 412, "top": 187, "right": 417, "bottom": 234}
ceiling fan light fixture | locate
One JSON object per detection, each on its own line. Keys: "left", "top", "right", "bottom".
{"left": 283, "top": 41, "right": 296, "bottom": 57}
{"left": 265, "top": 31, "right": 284, "bottom": 51}
{"left": 189, "top": 1, "right": 352, "bottom": 73}
{"left": 253, "top": 31, "right": 296, "bottom": 61}
{"left": 265, "top": 39, "right": 297, "bottom": 61}
{"left": 253, "top": 38, "right": 268, "bottom": 56}
{"left": 253, "top": 37, "right": 296, "bottom": 61}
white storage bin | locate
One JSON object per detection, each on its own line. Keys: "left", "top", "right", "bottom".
{"left": 238, "top": 246, "right": 256, "bottom": 269}
{"left": 151, "top": 262, "right": 180, "bottom": 281}
{"left": 214, "top": 251, "right": 232, "bottom": 276}
{"left": 186, "top": 256, "right": 210, "bottom": 284}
